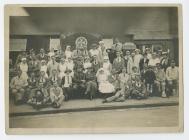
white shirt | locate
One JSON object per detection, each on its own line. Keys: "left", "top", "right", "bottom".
{"left": 166, "top": 66, "right": 179, "bottom": 81}
{"left": 148, "top": 58, "right": 160, "bottom": 67}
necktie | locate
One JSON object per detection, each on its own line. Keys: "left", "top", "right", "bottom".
{"left": 67, "top": 76, "right": 69, "bottom": 84}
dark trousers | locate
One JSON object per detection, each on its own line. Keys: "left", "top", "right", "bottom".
{"left": 63, "top": 87, "right": 73, "bottom": 101}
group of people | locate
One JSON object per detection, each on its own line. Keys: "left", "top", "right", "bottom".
{"left": 9, "top": 39, "right": 179, "bottom": 109}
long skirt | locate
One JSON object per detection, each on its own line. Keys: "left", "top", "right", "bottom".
{"left": 98, "top": 81, "right": 115, "bottom": 94}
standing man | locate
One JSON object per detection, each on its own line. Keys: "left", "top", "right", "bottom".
{"left": 37, "top": 48, "right": 48, "bottom": 61}
{"left": 124, "top": 50, "right": 131, "bottom": 72}
{"left": 160, "top": 52, "right": 170, "bottom": 72}
{"left": 139, "top": 53, "right": 149, "bottom": 72}
{"left": 112, "top": 51, "right": 125, "bottom": 74}
{"left": 127, "top": 51, "right": 136, "bottom": 75}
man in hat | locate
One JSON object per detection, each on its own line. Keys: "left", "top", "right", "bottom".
{"left": 10, "top": 70, "right": 28, "bottom": 104}
{"left": 84, "top": 65, "right": 97, "bottom": 100}
{"left": 37, "top": 48, "right": 48, "bottom": 61}
{"left": 50, "top": 82, "right": 64, "bottom": 108}
{"left": 160, "top": 51, "right": 170, "bottom": 72}
{"left": 61, "top": 68, "right": 73, "bottom": 101}
{"left": 112, "top": 51, "right": 125, "bottom": 74}
{"left": 166, "top": 60, "right": 179, "bottom": 96}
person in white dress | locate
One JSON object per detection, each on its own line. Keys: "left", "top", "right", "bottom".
{"left": 18, "top": 58, "right": 28, "bottom": 81}
{"left": 40, "top": 60, "right": 48, "bottom": 78}
{"left": 102, "top": 55, "right": 112, "bottom": 75}
{"left": 127, "top": 52, "right": 138, "bottom": 75}
{"left": 58, "top": 57, "right": 67, "bottom": 79}
{"left": 96, "top": 68, "right": 115, "bottom": 94}
{"left": 134, "top": 49, "right": 143, "bottom": 71}
{"left": 65, "top": 45, "right": 73, "bottom": 59}
{"left": 65, "top": 57, "right": 74, "bottom": 72}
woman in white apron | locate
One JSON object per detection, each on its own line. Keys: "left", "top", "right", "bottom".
{"left": 102, "top": 56, "right": 112, "bottom": 75}
{"left": 19, "top": 58, "right": 28, "bottom": 81}
{"left": 40, "top": 60, "right": 48, "bottom": 78}
{"left": 96, "top": 68, "right": 115, "bottom": 94}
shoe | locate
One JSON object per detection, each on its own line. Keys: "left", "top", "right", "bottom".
{"left": 102, "top": 100, "right": 107, "bottom": 103}
{"left": 162, "top": 92, "right": 167, "bottom": 98}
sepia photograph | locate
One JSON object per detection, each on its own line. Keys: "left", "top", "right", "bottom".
{"left": 4, "top": 4, "right": 183, "bottom": 134}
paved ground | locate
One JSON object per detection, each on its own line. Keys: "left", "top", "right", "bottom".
{"left": 9, "top": 97, "right": 178, "bottom": 116}
{"left": 9, "top": 106, "right": 178, "bottom": 128}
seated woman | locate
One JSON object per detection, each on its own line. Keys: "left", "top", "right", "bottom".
{"left": 96, "top": 68, "right": 115, "bottom": 96}
{"left": 10, "top": 70, "right": 28, "bottom": 104}
{"left": 84, "top": 66, "right": 97, "bottom": 100}
{"left": 50, "top": 82, "right": 65, "bottom": 108}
